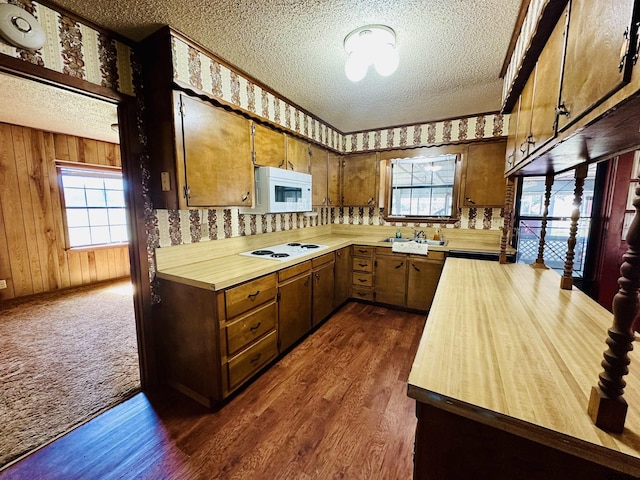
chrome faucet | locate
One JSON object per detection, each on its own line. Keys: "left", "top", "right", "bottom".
{"left": 413, "top": 229, "right": 426, "bottom": 240}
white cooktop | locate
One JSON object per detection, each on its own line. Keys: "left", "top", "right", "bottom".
{"left": 239, "top": 242, "right": 329, "bottom": 262}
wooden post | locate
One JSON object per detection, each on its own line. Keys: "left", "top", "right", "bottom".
{"left": 560, "top": 165, "right": 588, "bottom": 290}
{"left": 531, "top": 173, "right": 554, "bottom": 269}
{"left": 500, "top": 177, "right": 516, "bottom": 264}
{"left": 587, "top": 180, "right": 640, "bottom": 433}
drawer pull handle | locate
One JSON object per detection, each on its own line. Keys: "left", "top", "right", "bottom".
{"left": 247, "top": 290, "right": 260, "bottom": 299}
{"left": 395, "top": 262, "right": 404, "bottom": 269}
{"left": 288, "top": 160, "right": 295, "bottom": 170}
{"left": 314, "top": 272, "right": 320, "bottom": 280}
{"left": 358, "top": 249, "right": 367, "bottom": 253}
{"left": 250, "top": 353, "right": 262, "bottom": 364}
{"left": 412, "top": 264, "right": 421, "bottom": 272}
{"left": 249, "top": 322, "right": 261, "bottom": 332}
{"left": 357, "top": 292, "right": 367, "bottom": 297}
{"left": 241, "top": 191, "right": 251, "bottom": 202}
{"left": 358, "top": 278, "right": 367, "bottom": 282}
{"left": 278, "top": 159, "right": 285, "bottom": 168}
{"left": 358, "top": 263, "right": 368, "bottom": 267}
{"left": 304, "top": 277, "right": 310, "bottom": 286}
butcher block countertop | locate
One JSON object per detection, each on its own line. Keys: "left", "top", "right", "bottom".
{"left": 408, "top": 258, "right": 640, "bottom": 476}
{"left": 154, "top": 224, "right": 514, "bottom": 291}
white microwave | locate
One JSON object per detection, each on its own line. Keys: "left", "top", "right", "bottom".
{"left": 240, "top": 166, "right": 312, "bottom": 214}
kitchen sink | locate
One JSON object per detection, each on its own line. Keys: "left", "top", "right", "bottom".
{"left": 380, "top": 237, "right": 447, "bottom": 246}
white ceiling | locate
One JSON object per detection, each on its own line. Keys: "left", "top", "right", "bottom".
{"left": 0, "top": 72, "right": 120, "bottom": 143}
{"left": 46, "top": 0, "right": 521, "bottom": 133}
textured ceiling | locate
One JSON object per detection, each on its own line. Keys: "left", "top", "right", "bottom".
{"left": 48, "top": 0, "right": 521, "bottom": 133}
{"left": 0, "top": 72, "right": 120, "bottom": 143}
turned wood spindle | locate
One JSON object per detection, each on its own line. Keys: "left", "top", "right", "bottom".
{"left": 587, "top": 180, "right": 640, "bottom": 433}
{"left": 531, "top": 173, "right": 554, "bottom": 269}
{"left": 500, "top": 176, "right": 516, "bottom": 264}
{"left": 560, "top": 165, "right": 588, "bottom": 290}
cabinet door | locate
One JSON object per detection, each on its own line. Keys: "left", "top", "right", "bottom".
{"left": 374, "top": 254, "right": 407, "bottom": 307}
{"left": 253, "top": 122, "right": 286, "bottom": 168}
{"left": 505, "top": 97, "right": 520, "bottom": 172}
{"left": 312, "top": 261, "right": 335, "bottom": 326}
{"left": 180, "top": 94, "right": 253, "bottom": 207}
{"left": 529, "top": 6, "right": 568, "bottom": 155}
{"left": 342, "top": 152, "right": 379, "bottom": 206}
{"left": 406, "top": 258, "right": 444, "bottom": 311}
{"left": 462, "top": 141, "right": 507, "bottom": 207}
{"left": 286, "top": 135, "right": 310, "bottom": 173}
{"left": 310, "top": 144, "right": 329, "bottom": 206}
{"left": 334, "top": 247, "right": 352, "bottom": 306}
{"left": 558, "top": 0, "right": 637, "bottom": 131}
{"left": 514, "top": 72, "right": 535, "bottom": 165}
{"left": 278, "top": 273, "right": 312, "bottom": 352}
{"left": 327, "top": 153, "right": 342, "bottom": 206}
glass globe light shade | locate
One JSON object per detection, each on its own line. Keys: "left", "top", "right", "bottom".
{"left": 345, "top": 51, "right": 369, "bottom": 82}
{"left": 374, "top": 43, "right": 400, "bottom": 77}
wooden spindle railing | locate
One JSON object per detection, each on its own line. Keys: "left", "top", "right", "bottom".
{"left": 531, "top": 173, "right": 554, "bottom": 269}
{"left": 500, "top": 176, "right": 516, "bottom": 264}
{"left": 560, "top": 165, "right": 588, "bottom": 290}
{"left": 588, "top": 179, "right": 640, "bottom": 433}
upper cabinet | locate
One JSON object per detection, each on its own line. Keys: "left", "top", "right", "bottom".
{"left": 309, "top": 143, "right": 329, "bottom": 206}
{"left": 558, "top": 0, "right": 637, "bottom": 131}
{"left": 504, "top": 0, "right": 640, "bottom": 175}
{"left": 252, "top": 122, "right": 286, "bottom": 168}
{"left": 286, "top": 135, "right": 311, "bottom": 173}
{"left": 461, "top": 140, "right": 508, "bottom": 207}
{"left": 327, "top": 153, "right": 342, "bottom": 207}
{"left": 178, "top": 94, "right": 254, "bottom": 208}
{"left": 342, "top": 152, "right": 379, "bottom": 206}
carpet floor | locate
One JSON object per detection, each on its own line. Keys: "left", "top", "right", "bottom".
{"left": 0, "top": 279, "right": 141, "bottom": 469}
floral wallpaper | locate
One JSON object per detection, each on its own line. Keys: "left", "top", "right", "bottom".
{"left": 155, "top": 207, "right": 504, "bottom": 248}
{"left": 0, "top": 0, "right": 134, "bottom": 95}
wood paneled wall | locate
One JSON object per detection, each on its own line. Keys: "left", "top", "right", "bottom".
{"left": 0, "top": 123, "right": 130, "bottom": 301}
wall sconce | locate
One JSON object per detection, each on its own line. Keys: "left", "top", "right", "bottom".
{"left": 344, "top": 24, "right": 399, "bottom": 82}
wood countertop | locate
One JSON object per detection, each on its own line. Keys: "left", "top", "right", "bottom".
{"left": 155, "top": 225, "right": 514, "bottom": 291}
{"left": 407, "top": 258, "right": 640, "bottom": 476}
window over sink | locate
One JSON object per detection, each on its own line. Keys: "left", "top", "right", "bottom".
{"left": 383, "top": 154, "right": 459, "bottom": 221}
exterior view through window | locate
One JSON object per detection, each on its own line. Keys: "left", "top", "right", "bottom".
{"left": 389, "top": 154, "right": 456, "bottom": 217}
{"left": 58, "top": 165, "right": 128, "bottom": 248}
{"left": 515, "top": 164, "right": 596, "bottom": 277}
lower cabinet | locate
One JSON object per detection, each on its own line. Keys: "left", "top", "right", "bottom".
{"left": 334, "top": 246, "right": 351, "bottom": 306}
{"left": 278, "top": 262, "right": 312, "bottom": 352}
{"left": 312, "top": 253, "right": 336, "bottom": 326}
{"left": 374, "top": 250, "right": 408, "bottom": 307}
{"left": 407, "top": 255, "right": 445, "bottom": 311}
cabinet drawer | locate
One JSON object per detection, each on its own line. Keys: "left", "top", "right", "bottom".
{"left": 352, "top": 257, "right": 373, "bottom": 272}
{"left": 352, "top": 246, "right": 374, "bottom": 257}
{"left": 225, "top": 274, "right": 277, "bottom": 319}
{"left": 228, "top": 330, "right": 278, "bottom": 391}
{"left": 225, "top": 300, "right": 277, "bottom": 356}
{"left": 352, "top": 286, "right": 374, "bottom": 301}
{"left": 312, "top": 252, "right": 334, "bottom": 268}
{"left": 352, "top": 272, "right": 373, "bottom": 287}
{"left": 278, "top": 261, "right": 311, "bottom": 282}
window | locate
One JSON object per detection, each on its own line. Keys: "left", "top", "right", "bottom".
{"left": 387, "top": 154, "right": 457, "bottom": 218}
{"left": 515, "top": 165, "right": 597, "bottom": 277}
{"left": 58, "top": 164, "right": 128, "bottom": 248}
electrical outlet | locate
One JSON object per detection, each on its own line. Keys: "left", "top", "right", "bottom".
{"left": 0, "top": 279, "right": 6, "bottom": 289}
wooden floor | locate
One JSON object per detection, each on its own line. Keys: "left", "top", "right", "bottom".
{"left": 0, "top": 302, "right": 426, "bottom": 480}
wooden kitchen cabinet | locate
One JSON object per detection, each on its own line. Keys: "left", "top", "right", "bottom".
{"left": 406, "top": 254, "right": 445, "bottom": 311}
{"left": 514, "top": 71, "right": 535, "bottom": 166}
{"left": 505, "top": 96, "right": 519, "bottom": 172}
{"left": 153, "top": 92, "right": 254, "bottom": 209}
{"left": 312, "top": 254, "right": 335, "bottom": 326}
{"left": 310, "top": 143, "right": 329, "bottom": 206}
{"left": 327, "top": 153, "right": 342, "bottom": 207}
{"left": 156, "top": 273, "right": 278, "bottom": 407}
{"left": 342, "top": 152, "right": 379, "bottom": 206}
{"left": 278, "top": 262, "right": 312, "bottom": 352}
{"left": 286, "top": 135, "right": 310, "bottom": 173}
{"left": 334, "top": 247, "right": 352, "bottom": 307}
{"left": 351, "top": 245, "right": 375, "bottom": 301}
{"left": 374, "top": 250, "right": 407, "bottom": 307}
{"left": 252, "top": 121, "right": 286, "bottom": 168}
{"left": 461, "top": 140, "right": 507, "bottom": 207}
{"left": 558, "top": 0, "right": 637, "bottom": 132}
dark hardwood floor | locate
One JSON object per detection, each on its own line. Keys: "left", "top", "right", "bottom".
{"left": 0, "top": 302, "right": 426, "bottom": 480}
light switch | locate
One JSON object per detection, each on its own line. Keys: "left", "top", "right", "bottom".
{"left": 161, "top": 172, "right": 171, "bottom": 191}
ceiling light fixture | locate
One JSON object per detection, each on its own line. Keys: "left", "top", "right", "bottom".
{"left": 344, "top": 24, "right": 399, "bottom": 82}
